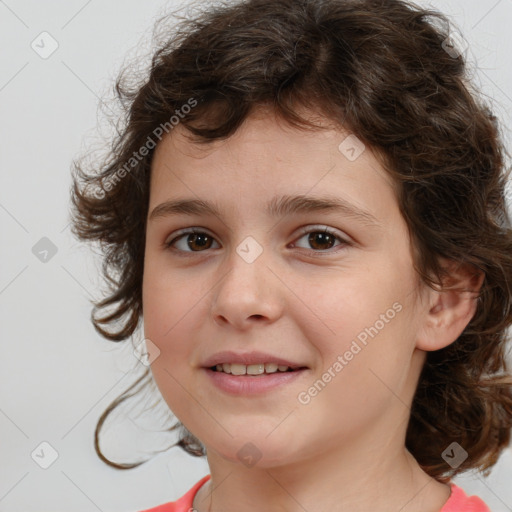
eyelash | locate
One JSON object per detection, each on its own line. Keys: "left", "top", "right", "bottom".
{"left": 163, "top": 226, "right": 351, "bottom": 257}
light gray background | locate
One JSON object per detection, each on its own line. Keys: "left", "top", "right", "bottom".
{"left": 1, "top": 0, "right": 511, "bottom": 511}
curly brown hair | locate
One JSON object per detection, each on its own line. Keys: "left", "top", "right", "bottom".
{"left": 69, "top": 0, "right": 512, "bottom": 482}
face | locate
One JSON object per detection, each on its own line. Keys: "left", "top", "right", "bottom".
{"left": 142, "top": 107, "right": 430, "bottom": 468}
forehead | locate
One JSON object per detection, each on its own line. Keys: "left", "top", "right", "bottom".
{"left": 148, "top": 109, "right": 398, "bottom": 225}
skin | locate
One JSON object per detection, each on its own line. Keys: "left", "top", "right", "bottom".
{"left": 142, "top": 105, "right": 483, "bottom": 512}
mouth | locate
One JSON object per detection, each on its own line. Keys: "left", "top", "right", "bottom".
{"left": 204, "top": 364, "right": 309, "bottom": 395}
{"left": 209, "top": 363, "right": 308, "bottom": 376}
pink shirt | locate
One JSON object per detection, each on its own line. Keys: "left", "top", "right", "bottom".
{"left": 138, "top": 474, "right": 491, "bottom": 512}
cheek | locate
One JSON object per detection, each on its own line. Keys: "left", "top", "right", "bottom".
{"left": 308, "top": 267, "right": 407, "bottom": 338}
{"left": 142, "top": 289, "right": 200, "bottom": 426}
{"left": 142, "top": 269, "right": 201, "bottom": 398}
{"left": 300, "top": 309, "right": 416, "bottom": 432}
{"left": 142, "top": 261, "right": 200, "bottom": 340}
{"left": 305, "top": 264, "right": 417, "bottom": 384}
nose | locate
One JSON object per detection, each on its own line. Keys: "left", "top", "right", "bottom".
{"left": 210, "top": 244, "right": 285, "bottom": 330}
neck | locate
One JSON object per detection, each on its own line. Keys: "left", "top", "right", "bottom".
{"left": 193, "top": 428, "right": 451, "bottom": 512}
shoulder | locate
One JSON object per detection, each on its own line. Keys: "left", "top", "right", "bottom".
{"left": 137, "top": 474, "right": 211, "bottom": 512}
{"left": 439, "top": 483, "right": 491, "bottom": 512}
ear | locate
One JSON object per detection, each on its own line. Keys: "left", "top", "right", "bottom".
{"left": 416, "top": 259, "right": 485, "bottom": 352}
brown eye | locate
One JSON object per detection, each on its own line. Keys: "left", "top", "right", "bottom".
{"left": 305, "top": 231, "right": 337, "bottom": 251}
{"left": 165, "top": 229, "right": 219, "bottom": 252}
{"left": 291, "top": 227, "right": 348, "bottom": 253}
{"left": 183, "top": 232, "right": 214, "bottom": 251}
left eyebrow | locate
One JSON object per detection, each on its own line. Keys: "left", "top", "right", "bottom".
{"left": 148, "top": 194, "right": 382, "bottom": 228}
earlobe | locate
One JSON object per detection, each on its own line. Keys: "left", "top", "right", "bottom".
{"left": 416, "top": 260, "right": 485, "bottom": 352}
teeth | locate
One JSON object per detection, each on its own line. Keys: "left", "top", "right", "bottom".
{"left": 214, "top": 363, "right": 293, "bottom": 375}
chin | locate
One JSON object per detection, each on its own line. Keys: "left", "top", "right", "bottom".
{"left": 205, "top": 434, "right": 299, "bottom": 469}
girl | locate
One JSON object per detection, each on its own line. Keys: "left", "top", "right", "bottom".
{"left": 70, "top": 0, "right": 512, "bottom": 510}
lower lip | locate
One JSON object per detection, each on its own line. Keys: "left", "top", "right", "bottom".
{"left": 203, "top": 368, "right": 308, "bottom": 395}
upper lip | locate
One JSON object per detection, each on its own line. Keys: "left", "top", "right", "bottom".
{"left": 202, "top": 351, "right": 308, "bottom": 369}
